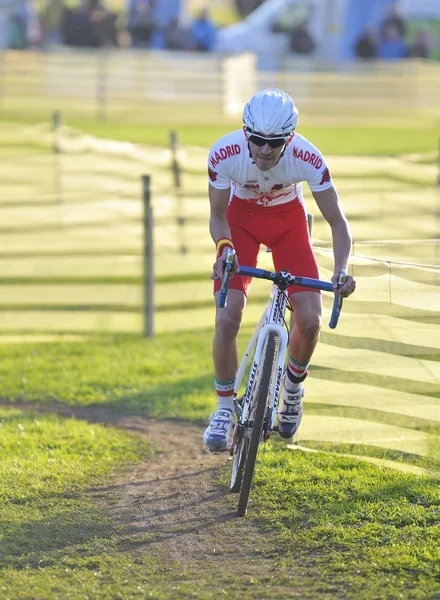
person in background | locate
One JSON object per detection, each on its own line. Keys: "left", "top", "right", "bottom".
{"left": 289, "top": 19, "right": 315, "bottom": 55}
{"left": 165, "top": 15, "right": 191, "bottom": 50}
{"left": 9, "top": 0, "right": 39, "bottom": 49}
{"left": 354, "top": 25, "right": 379, "bottom": 60}
{"left": 62, "top": 0, "right": 93, "bottom": 46}
{"left": 40, "top": 0, "right": 64, "bottom": 48}
{"left": 127, "top": 0, "right": 156, "bottom": 48}
{"left": 380, "top": 2, "right": 406, "bottom": 41}
{"left": 379, "top": 23, "right": 408, "bottom": 60}
{"left": 190, "top": 7, "right": 215, "bottom": 51}
{"left": 409, "top": 29, "right": 432, "bottom": 59}
{"left": 88, "top": 0, "right": 118, "bottom": 47}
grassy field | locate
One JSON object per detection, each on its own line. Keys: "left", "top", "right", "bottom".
{"left": 0, "top": 88, "right": 439, "bottom": 598}
{"left": 0, "top": 334, "right": 439, "bottom": 599}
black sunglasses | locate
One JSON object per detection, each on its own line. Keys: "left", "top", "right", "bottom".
{"left": 247, "top": 132, "right": 288, "bottom": 149}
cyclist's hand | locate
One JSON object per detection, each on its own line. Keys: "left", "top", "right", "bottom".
{"left": 332, "top": 269, "right": 356, "bottom": 298}
{"left": 211, "top": 249, "right": 239, "bottom": 280}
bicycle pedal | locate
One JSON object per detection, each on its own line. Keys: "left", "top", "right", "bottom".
{"left": 209, "top": 447, "right": 230, "bottom": 455}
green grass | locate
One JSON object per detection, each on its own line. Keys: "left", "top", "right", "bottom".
{"left": 0, "top": 332, "right": 215, "bottom": 420}
{"left": 0, "top": 406, "right": 158, "bottom": 599}
{"left": 296, "top": 440, "right": 440, "bottom": 474}
{"left": 241, "top": 445, "right": 440, "bottom": 600}
{"left": 0, "top": 335, "right": 439, "bottom": 599}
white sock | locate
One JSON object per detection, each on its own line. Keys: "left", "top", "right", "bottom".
{"left": 218, "top": 398, "right": 234, "bottom": 412}
{"left": 283, "top": 372, "right": 302, "bottom": 395}
{"left": 215, "top": 377, "right": 235, "bottom": 412}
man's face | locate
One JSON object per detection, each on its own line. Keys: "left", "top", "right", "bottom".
{"left": 246, "top": 130, "right": 290, "bottom": 171}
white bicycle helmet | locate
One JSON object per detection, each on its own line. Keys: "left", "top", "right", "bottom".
{"left": 243, "top": 88, "right": 299, "bottom": 137}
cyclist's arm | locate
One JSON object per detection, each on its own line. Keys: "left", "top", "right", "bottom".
{"left": 209, "top": 184, "right": 231, "bottom": 244}
{"left": 209, "top": 184, "right": 237, "bottom": 280}
{"left": 312, "top": 186, "right": 356, "bottom": 296}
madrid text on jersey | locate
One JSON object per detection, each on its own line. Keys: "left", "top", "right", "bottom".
{"left": 210, "top": 144, "right": 242, "bottom": 169}
{"left": 292, "top": 146, "right": 323, "bottom": 169}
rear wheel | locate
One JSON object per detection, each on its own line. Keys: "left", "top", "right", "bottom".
{"left": 236, "top": 331, "right": 280, "bottom": 517}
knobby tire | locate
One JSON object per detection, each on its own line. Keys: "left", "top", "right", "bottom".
{"left": 236, "top": 331, "right": 280, "bottom": 517}
{"left": 229, "top": 426, "right": 247, "bottom": 493}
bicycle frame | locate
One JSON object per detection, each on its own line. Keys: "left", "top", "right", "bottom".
{"left": 234, "top": 283, "right": 289, "bottom": 435}
{"left": 218, "top": 248, "right": 345, "bottom": 516}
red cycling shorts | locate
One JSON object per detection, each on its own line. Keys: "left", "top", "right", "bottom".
{"left": 214, "top": 195, "right": 320, "bottom": 298}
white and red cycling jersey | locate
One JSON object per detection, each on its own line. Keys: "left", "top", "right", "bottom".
{"left": 207, "top": 129, "right": 333, "bottom": 207}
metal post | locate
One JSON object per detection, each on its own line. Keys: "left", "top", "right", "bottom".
{"left": 436, "top": 138, "right": 440, "bottom": 257}
{"left": 52, "top": 110, "right": 62, "bottom": 206}
{"left": 52, "top": 109, "right": 61, "bottom": 154}
{"left": 0, "top": 51, "right": 4, "bottom": 107}
{"left": 97, "top": 49, "right": 108, "bottom": 121}
{"left": 170, "top": 130, "right": 187, "bottom": 254}
{"left": 142, "top": 175, "right": 154, "bottom": 337}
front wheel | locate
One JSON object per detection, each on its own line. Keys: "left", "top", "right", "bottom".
{"left": 236, "top": 331, "right": 280, "bottom": 517}
{"left": 229, "top": 424, "right": 248, "bottom": 493}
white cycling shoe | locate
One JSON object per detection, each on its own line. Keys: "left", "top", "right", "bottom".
{"left": 278, "top": 387, "right": 304, "bottom": 439}
{"left": 203, "top": 409, "right": 234, "bottom": 452}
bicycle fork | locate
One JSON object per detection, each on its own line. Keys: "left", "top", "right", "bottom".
{"left": 236, "top": 323, "right": 289, "bottom": 435}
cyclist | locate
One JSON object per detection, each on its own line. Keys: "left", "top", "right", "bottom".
{"left": 203, "top": 88, "right": 356, "bottom": 451}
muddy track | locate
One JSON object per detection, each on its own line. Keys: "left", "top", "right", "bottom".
{"left": 2, "top": 402, "right": 280, "bottom": 574}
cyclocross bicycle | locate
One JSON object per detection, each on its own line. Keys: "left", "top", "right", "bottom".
{"left": 219, "top": 248, "right": 345, "bottom": 517}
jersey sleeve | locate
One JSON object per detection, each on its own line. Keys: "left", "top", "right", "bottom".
{"left": 292, "top": 139, "right": 334, "bottom": 193}
{"left": 207, "top": 139, "right": 234, "bottom": 190}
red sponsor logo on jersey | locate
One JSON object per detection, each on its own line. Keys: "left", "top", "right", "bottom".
{"left": 244, "top": 181, "right": 259, "bottom": 190}
{"left": 210, "top": 144, "right": 241, "bottom": 169}
{"left": 320, "top": 168, "right": 331, "bottom": 185}
{"left": 208, "top": 167, "right": 218, "bottom": 182}
{"left": 293, "top": 147, "right": 323, "bottom": 169}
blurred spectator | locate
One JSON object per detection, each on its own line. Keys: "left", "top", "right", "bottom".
{"left": 9, "top": 0, "right": 39, "bottom": 49}
{"left": 379, "top": 24, "right": 408, "bottom": 60}
{"left": 89, "top": 0, "right": 118, "bottom": 46}
{"left": 234, "top": 0, "right": 264, "bottom": 19}
{"left": 9, "top": 11, "right": 27, "bottom": 49}
{"left": 289, "top": 20, "right": 315, "bottom": 55}
{"left": 190, "top": 8, "right": 216, "bottom": 51}
{"left": 0, "top": 1, "right": 14, "bottom": 50}
{"left": 127, "top": 0, "right": 155, "bottom": 48}
{"left": 165, "top": 16, "right": 191, "bottom": 50}
{"left": 380, "top": 2, "right": 406, "bottom": 41}
{"left": 40, "top": 0, "right": 64, "bottom": 48}
{"left": 271, "top": 3, "right": 315, "bottom": 56}
{"left": 409, "top": 29, "right": 433, "bottom": 59}
{"left": 62, "top": 0, "right": 117, "bottom": 48}
{"left": 354, "top": 25, "right": 379, "bottom": 60}
{"left": 62, "top": 0, "right": 91, "bottom": 47}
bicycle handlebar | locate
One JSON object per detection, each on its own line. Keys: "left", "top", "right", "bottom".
{"left": 218, "top": 249, "right": 346, "bottom": 329}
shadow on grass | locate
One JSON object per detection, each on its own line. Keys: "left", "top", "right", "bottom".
{"left": 0, "top": 370, "right": 215, "bottom": 425}
{"left": 0, "top": 508, "right": 115, "bottom": 570}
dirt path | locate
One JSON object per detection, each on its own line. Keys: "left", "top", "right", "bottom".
{"left": 3, "top": 402, "right": 279, "bottom": 576}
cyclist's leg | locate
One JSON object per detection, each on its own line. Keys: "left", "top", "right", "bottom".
{"left": 287, "top": 290, "right": 322, "bottom": 369}
{"left": 269, "top": 200, "right": 321, "bottom": 376}
{"left": 203, "top": 290, "right": 247, "bottom": 451}
{"left": 205, "top": 201, "right": 260, "bottom": 450}
{"left": 213, "top": 289, "right": 246, "bottom": 384}
{"left": 269, "top": 202, "right": 321, "bottom": 437}
{"left": 212, "top": 199, "right": 261, "bottom": 389}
